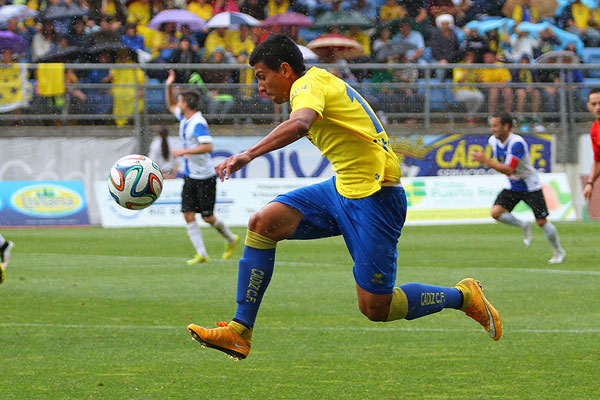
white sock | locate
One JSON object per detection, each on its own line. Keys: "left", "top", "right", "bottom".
{"left": 212, "top": 217, "right": 235, "bottom": 242}
{"left": 542, "top": 221, "right": 562, "bottom": 250}
{"left": 186, "top": 221, "right": 207, "bottom": 256}
{"left": 0, "top": 234, "right": 5, "bottom": 247}
{"left": 497, "top": 212, "right": 525, "bottom": 228}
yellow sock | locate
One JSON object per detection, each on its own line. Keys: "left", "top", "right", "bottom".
{"left": 245, "top": 230, "right": 277, "bottom": 249}
{"left": 386, "top": 287, "right": 409, "bottom": 321}
{"left": 229, "top": 320, "right": 253, "bottom": 345}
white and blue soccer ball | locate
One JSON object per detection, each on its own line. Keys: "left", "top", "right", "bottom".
{"left": 108, "top": 154, "right": 163, "bottom": 210}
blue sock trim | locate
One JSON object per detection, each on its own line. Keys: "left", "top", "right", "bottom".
{"left": 233, "top": 246, "right": 275, "bottom": 328}
{"left": 399, "top": 283, "right": 463, "bottom": 320}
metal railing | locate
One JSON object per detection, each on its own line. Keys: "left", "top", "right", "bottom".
{"left": 1, "top": 62, "right": 594, "bottom": 162}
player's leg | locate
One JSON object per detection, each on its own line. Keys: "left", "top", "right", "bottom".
{"left": 182, "top": 177, "right": 209, "bottom": 264}
{"left": 345, "top": 187, "right": 501, "bottom": 340}
{"left": 187, "top": 179, "right": 343, "bottom": 359}
{"left": 198, "top": 177, "right": 239, "bottom": 259}
{"left": 525, "top": 190, "right": 565, "bottom": 263}
{"left": 492, "top": 189, "right": 532, "bottom": 246}
{"left": 0, "top": 233, "right": 14, "bottom": 284}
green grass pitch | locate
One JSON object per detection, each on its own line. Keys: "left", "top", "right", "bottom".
{"left": 1, "top": 222, "right": 599, "bottom": 399}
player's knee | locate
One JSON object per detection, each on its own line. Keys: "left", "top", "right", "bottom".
{"left": 536, "top": 219, "right": 546, "bottom": 227}
{"left": 358, "top": 303, "right": 388, "bottom": 322}
{"left": 491, "top": 209, "right": 502, "bottom": 220}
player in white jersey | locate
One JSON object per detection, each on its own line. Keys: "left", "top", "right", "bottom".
{"left": 165, "top": 69, "right": 239, "bottom": 264}
{"left": 472, "top": 113, "right": 565, "bottom": 263}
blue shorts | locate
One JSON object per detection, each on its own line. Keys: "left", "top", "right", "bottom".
{"left": 273, "top": 177, "right": 407, "bottom": 294}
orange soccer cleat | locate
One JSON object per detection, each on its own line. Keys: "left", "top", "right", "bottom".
{"left": 187, "top": 321, "right": 251, "bottom": 360}
{"left": 455, "top": 278, "right": 502, "bottom": 341}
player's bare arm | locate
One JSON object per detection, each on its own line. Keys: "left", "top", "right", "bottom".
{"left": 471, "top": 150, "right": 515, "bottom": 176}
{"left": 215, "top": 108, "right": 318, "bottom": 180}
{"left": 172, "top": 143, "right": 213, "bottom": 158}
{"left": 165, "top": 69, "right": 177, "bottom": 114}
{"left": 584, "top": 160, "right": 600, "bottom": 200}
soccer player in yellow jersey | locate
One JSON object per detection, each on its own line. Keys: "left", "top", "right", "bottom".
{"left": 187, "top": 34, "right": 502, "bottom": 360}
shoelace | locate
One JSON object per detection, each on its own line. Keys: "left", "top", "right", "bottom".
{"left": 216, "top": 321, "right": 229, "bottom": 328}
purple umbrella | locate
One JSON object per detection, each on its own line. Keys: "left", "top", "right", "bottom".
{"left": 0, "top": 31, "right": 27, "bottom": 53}
{"left": 261, "top": 12, "right": 313, "bottom": 28}
{"left": 147, "top": 10, "right": 206, "bottom": 31}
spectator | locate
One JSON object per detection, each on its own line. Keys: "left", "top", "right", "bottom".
{"left": 107, "top": 49, "right": 146, "bottom": 126}
{"left": 127, "top": 0, "right": 153, "bottom": 26}
{"left": 429, "top": 14, "right": 461, "bottom": 81}
{"left": 452, "top": 50, "right": 484, "bottom": 125}
{"left": 479, "top": 51, "right": 513, "bottom": 115}
{"left": 402, "top": 0, "right": 429, "bottom": 24}
{"left": 91, "top": 15, "right": 122, "bottom": 45}
{"left": 150, "top": 21, "right": 179, "bottom": 62}
{"left": 167, "top": 36, "right": 202, "bottom": 84}
{"left": 80, "top": 51, "right": 113, "bottom": 116}
{"left": 203, "top": 27, "right": 233, "bottom": 59}
{"left": 486, "top": 28, "right": 508, "bottom": 62}
{"left": 187, "top": 0, "right": 214, "bottom": 20}
{"left": 379, "top": 0, "right": 406, "bottom": 23}
{"left": 511, "top": 54, "right": 543, "bottom": 132}
{"left": 36, "top": 61, "right": 66, "bottom": 125}
{"left": 181, "top": 24, "right": 200, "bottom": 53}
{"left": 512, "top": 0, "right": 538, "bottom": 24}
{"left": 534, "top": 25, "right": 561, "bottom": 59}
{"left": 345, "top": 23, "right": 371, "bottom": 61}
{"left": 427, "top": 0, "right": 455, "bottom": 22}
{"left": 122, "top": 22, "right": 146, "bottom": 51}
{"left": 372, "top": 25, "right": 393, "bottom": 55}
{"left": 87, "top": 0, "right": 127, "bottom": 25}
{"left": 558, "top": 0, "right": 600, "bottom": 47}
{"left": 201, "top": 47, "right": 235, "bottom": 123}
{"left": 287, "top": 25, "right": 307, "bottom": 46}
{"left": 239, "top": 0, "right": 268, "bottom": 21}
{"left": 31, "top": 20, "right": 56, "bottom": 62}
{"left": 67, "top": 18, "right": 92, "bottom": 48}
{"left": 231, "top": 24, "right": 256, "bottom": 99}
{"left": 266, "top": 0, "right": 289, "bottom": 17}
{"left": 504, "top": 28, "right": 537, "bottom": 63}
{"left": 461, "top": 27, "right": 489, "bottom": 63}
{"left": 214, "top": 0, "right": 240, "bottom": 14}
{"left": 393, "top": 19, "right": 425, "bottom": 64}
{"left": 342, "top": 0, "right": 378, "bottom": 25}
{"left": 148, "top": 126, "right": 179, "bottom": 179}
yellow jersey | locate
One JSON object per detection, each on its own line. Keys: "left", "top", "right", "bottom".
{"left": 289, "top": 67, "right": 401, "bottom": 199}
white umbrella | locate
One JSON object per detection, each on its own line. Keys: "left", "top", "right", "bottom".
{"left": 297, "top": 44, "right": 319, "bottom": 61}
{"left": 0, "top": 5, "right": 37, "bottom": 26}
{"left": 205, "top": 11, "right": 260, "bottom": 29}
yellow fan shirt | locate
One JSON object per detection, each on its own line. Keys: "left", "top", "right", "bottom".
{"left": 289, "top": 67, "right": 401, "bottom": 198}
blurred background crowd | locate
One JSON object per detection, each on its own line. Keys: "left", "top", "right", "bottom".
{"left": 1, "top": 0, "right": 598, "bottom": 128}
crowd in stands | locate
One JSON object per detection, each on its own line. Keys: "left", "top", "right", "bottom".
{"left": 0, "top": 0, "right": 598, "bottom": 128}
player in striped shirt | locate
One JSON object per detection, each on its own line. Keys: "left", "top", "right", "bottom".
{"left": 472, "top": 113, "right": 565, "bottom": 263}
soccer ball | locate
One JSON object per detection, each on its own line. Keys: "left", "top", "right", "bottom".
{"left": 108, "top": 154, "right": 163, "bottom": 210}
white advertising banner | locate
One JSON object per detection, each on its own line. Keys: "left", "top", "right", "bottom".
{"left": 95, "top": 173, "right": 575, "bottom": 228}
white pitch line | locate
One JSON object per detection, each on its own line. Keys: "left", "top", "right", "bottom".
{"left": 19, "top": 253, "right": 600, "bottom": 276}
{"left": 0, "top": 322, "right": 598, "bottom": 334}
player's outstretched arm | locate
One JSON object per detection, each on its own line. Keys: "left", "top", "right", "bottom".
{"left": 215, "top": 108, "right": 317, "bottom": 181}
{"left": 165, "top": 70, "right": 177, "bottom": 114}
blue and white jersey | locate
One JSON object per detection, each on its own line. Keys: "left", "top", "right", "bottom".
{"left": 174, "top": 106, "right": 215, "bottom": 179}
{"left": 488, "top": 132, "right": 541, "bottom": 192}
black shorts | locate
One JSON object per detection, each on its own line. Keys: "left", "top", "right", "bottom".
{"left": 181, "top": 176, "right": 217, "bottom": 217}
{"left": 494, "top": 189, "right": 549, "bottom": 220}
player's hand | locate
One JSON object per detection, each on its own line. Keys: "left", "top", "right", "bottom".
{"left": 166, "top": 69, "right": 176, "bottom": 86}
{"left": 583, "top": 183, "right": 593, "bottom": 201}
{"left": 215, "top": 153, "right": 252, "bottom": 181}
{"left": 471, "top": 150, "right": 486, "bottom": 163}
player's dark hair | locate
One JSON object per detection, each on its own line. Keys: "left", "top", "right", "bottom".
{"left": 249, "top": 34, "right": 305, "bottom": 75}
{"left": 588, "top": 87, "right": 600, "bottom": 100}
{"left": 158, "top": 126, "right": 170, "bottom": 160}
{"left": 178, "top": 90, "right": 200, "bottom": 111}
{"left": 493, "top": 112, "right": 513, "bottom": 129}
